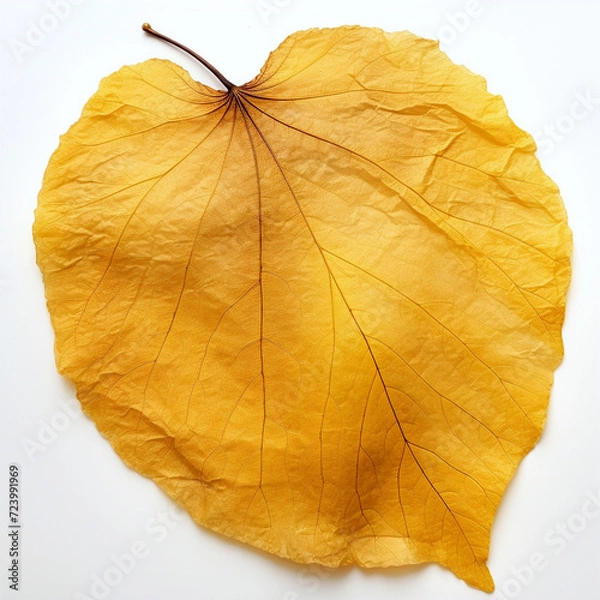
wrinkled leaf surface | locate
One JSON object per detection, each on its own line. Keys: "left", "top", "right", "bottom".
{"left": 33, "top": 26, "right": 572, "bottom": 592}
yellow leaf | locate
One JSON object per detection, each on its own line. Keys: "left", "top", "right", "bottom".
{"left": 33, "top": 25, "right": 572, "bottom": 592}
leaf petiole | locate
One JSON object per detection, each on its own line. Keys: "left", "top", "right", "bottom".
{"left": 142, "top": 23, "right": 235, "bottom": 91}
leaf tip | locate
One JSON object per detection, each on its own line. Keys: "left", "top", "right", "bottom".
{"left": 478, "top": 564, "right": 495, "bottom": 594}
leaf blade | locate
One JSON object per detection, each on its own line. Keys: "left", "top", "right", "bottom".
{"left": 33, "top": 26, "right": 571, "bottom": 593}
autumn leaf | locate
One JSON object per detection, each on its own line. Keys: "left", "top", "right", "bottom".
{"left": 33, "top": 24, "right": 571, "bottom": 592}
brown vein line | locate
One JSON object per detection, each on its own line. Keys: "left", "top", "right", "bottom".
{"left": 240, "top": 94, "right": 556, "bottom": 346}
{"left": 262, "top": 269, "right": 301, "bottom": 302}
{"left": 232, "top": 445, "right": 271, "bottom": 531}
{"left": 79, "top": 271, "right": 159, "bottom": 379}
{"left": 43, "top": 177, "right": 160, "bottom": 227}
{"left": 237, "top": 96, "right": 478, "bottom": 563}
{"left": 263, "top": 336, "right": 301, "bottom": 367}
{"left": 322, "top": 248, "right": 533, "bottom": 433}
{"left": 371, "top": 333, "right": 526, "bottom": 453}
{"left": 162, "top": 62, "right": 228, "bottom": 100}
{"left": 414, "top": 155, "right": 559, "bottom": 261}
{"left": 351, "top": 47, "right": 413, "bottom": 83}
{"left": 441, "top": 507, "right": 491, "bottom": 534}
{"left": 355, "top": 372, "right": 378, "bottom": 537}
{"left": 76, "top": 98, "right": 230, "bottom": 147}
{"left": 437, "top": 395, "right": 506, "bottom": 486}
{"left": 358, "top": 373, "right": 381, "bottom": 487}
{"left": 243, "top": 36, "right": 300, "bottom": 91}
{"left": 470, "top": 245, "right": 556, "bottom": 344}
{"left": 98, "top": 360, "right": 155, "bottom": 399}
{"left": 137, "top": 97, "right": 239, "bottom": 427}
{"left": 246, "top": 30, "right": 355, "bottom": 93}
{"left": 236, "top": 93, "right": 268, "bottom": 492}
{"left": 184, "top": 281, "right": 259, "bottom": 423}
{"left": 397, "top": 440, "right": 409, "bottom": 536}
{"left": 210, "top": 374, "right": 261, "bottom": 455}
{"left": 274, "top": 140, "right": 556, "bottom": 267}
{"left": 316, "top": 274, "right": 337, "bottom": 532}
{"left": 242, "top": 88, "right": 378, "bottom": 102}
{"left": 385, "top": 385, "right": 429, "bottom": 420}
{"left": 242, "top": 98, "right": 546, "bottom": 422}
{"left": 73, "top": 94, "right": 234, "bottom": 343}
{"left": 245, "top": 487, "right": 272, "bottom": 532}
{"left": 408, "top": 442, "right": 497, "bottom": 506}
{"left": 522, "top": 287, "right": 561, "bottom": 309}
{"left": 86, "top": 97, "right": 224, "bottom": 129}
{"left": 181, "top": 105, "right": 259, "bottom": 417}
{"left": 435, "top": 153, "right": 559, "bottom": 201}
{"left": 342, "top": 295, "right": 479, "bottom": 563}
{"left": 132, "top": 66, "right": 228, "bottom": 105}
{"left": 242, "top": 86, "right": 448, "bottom": 102}
{"left": 266, "top": 163, "right": 530, "bottom": 443}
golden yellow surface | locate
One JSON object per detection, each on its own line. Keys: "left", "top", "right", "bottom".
{"left": 33, "top": 26, "right": 572, "bottom": 592}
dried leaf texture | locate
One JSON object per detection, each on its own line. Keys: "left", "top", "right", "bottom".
{"left": 34, "top": 26, "right": 571, "bottom": 592}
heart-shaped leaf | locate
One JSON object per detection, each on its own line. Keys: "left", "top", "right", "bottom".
{"left": 33, "top": 25, "right": 572, "bottom": 592}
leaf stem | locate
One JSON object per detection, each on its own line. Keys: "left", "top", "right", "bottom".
{"left": 142, "top": 23, "right": 235, "bottom": 91}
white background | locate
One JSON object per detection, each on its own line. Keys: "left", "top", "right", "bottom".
{"left": 1, "top": 1, "right": 599, "bottom": 599}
